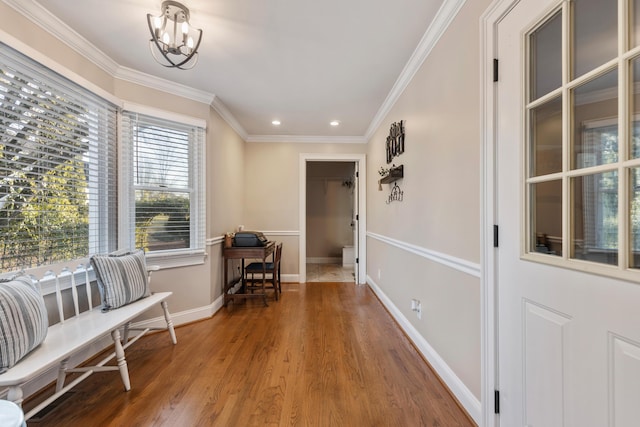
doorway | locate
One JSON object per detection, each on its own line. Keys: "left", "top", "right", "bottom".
{"left": 306, "top": 161, "right": 356, "bottom": 282}
{"left": 299, "top": 153, "right": 366, "bottom": 284}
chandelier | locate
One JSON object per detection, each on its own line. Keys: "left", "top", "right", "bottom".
{"left": 147, "top": 1, "right": 203, "bottom": 70}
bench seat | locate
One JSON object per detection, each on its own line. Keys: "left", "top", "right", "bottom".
{"left": 0, "top": 291, "right": 176, "bottom": 420}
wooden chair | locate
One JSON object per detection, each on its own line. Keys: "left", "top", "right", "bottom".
{"left": 245, "top": 242, "right": 282, "bottom": 300}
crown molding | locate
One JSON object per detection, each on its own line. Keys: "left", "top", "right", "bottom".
{"left": 115, "top": 66, "right": 215, "bottom": 105}
{"left": 2, "top": 0, "right": 120, "bottom": 74}
{"left": 364, "top": 0, "right": 468, "bottom": 141}
{"left": 246, "top": 135, "right": 367, "bottom": 144}
{"left": 210, "top": 96, "right": 249, "bottom": 141}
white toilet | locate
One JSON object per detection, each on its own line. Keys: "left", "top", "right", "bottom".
{"left": 342, "top": 245, "right": 355, "bottom": 266}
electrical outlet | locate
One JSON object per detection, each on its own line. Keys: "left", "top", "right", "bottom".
{"left": 411, "top": 299, "right": 422, "bottom": 319}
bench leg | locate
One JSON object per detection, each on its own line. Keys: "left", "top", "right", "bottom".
{"left": 7, "top": 385, "right": 23, "bottom": 406}
{"left": 123, "top": 322, "right": 131, "bottom": 344}
{"left": 111, "top": 329, "right": 131, "bottom": 391}
{"left": 161, "top": 300, "right": 178, "bottom": 345}
{"left": 57, "top": 358, "right": 69, "bottom": 392}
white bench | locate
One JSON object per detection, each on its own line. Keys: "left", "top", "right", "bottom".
{"left": 0, "top": 262, "right": 177, "bottom": 420}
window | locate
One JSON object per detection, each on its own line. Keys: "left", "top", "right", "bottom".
{"left": 121, "top": 112, "right": 205, "bottom": 256}
{"left": 0, "top": 44, "right": 117, "bottom": 272}
{"left": 0, "top": 43, "right": 206, "bottom": 274}
{"left": 525, "top": 0, "right": 640, "bottom": 280}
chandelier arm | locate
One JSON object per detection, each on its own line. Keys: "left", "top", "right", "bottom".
{"left": 173, "top": 52, "right": 198, "bottom": 70}
{"left": 149, "top": 40, "right": 181, "bottom": 68}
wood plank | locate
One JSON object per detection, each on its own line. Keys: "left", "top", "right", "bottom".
{"left": 24, "top": 282, "right": 475, "bottom": 426}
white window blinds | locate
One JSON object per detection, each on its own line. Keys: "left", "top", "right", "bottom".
{"left": 121, "top": 112, "right": 205, "bottom": 254}
{"left": 0, "top": 44, "right": 118, "bottom": 272}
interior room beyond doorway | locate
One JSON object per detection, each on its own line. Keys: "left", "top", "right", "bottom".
{"left": 306, "top": 161, "right": 356, "bottom": 282}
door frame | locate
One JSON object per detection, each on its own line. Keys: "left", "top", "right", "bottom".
{"left": 481, "top": 0, "right": 521, "bottom": 426}
{"left": 299, "top": 153, "right": 367, "bottom": 284}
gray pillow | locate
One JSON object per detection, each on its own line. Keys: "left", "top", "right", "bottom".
{"left": 0, "top": 275, "right": 49, "bottom": 373}
{"left": 90, "top": 249, "right": 150, "bottom": 311}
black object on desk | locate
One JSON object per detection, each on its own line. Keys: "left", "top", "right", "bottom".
{"left": 233, "top": 231, "right": 268, "bottom": 247}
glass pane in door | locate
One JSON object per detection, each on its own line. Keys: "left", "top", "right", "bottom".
{"left": 573, "top": 0, "right": 617, "bottom": 79}
{"left": 571, "top": 69, "right": 618, "bottom": 169}
{"left": 530, "top": 96, "right": 563, "bottom": 176}
{"left": 530, "top": 10, "right": 562, "bottom": 101}
{"left": 630, "top": 57, "right": 640, "bottom": 158}
{"left": 633, "top": 0, "right": 640, "bottom": 48}
{"left": 630, "top": 167, "right": 640, "bottom": 268}
{"left": 571, "top": 172, "right": 618, "bottom": 265}
{"left": 530, "top": 180, "right": 562, "bottom": 256}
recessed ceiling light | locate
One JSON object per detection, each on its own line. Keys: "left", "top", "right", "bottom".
{"left": 330, "top": 120, "right": 340, "bottom": 126}
{"left": 272, "top": 120, "right": 281, "bottom": 126}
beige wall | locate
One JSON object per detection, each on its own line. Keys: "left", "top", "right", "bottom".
{"left": 0, "top": 3, "right": 113, "bottom": 94}
{"left": 243, "top": 142, "right": 367, "bottom": 274}
{"left": 365, "top": 0, "right": 491, "bottom": 400}
{"left": 206, "top": 109, "right": 246, "bottom": 300}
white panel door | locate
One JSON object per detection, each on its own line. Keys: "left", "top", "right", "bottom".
{"left": 496, "top": 0, "right": 640, "bottom": 426}
{"left": 353, "top": 161, "right": 359, "bottom": 284}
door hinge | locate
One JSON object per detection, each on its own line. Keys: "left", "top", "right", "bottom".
{"left": 356, "top": 171, "right": 359, "bottom": 178}
{"left": 494, "top": 390, "right": 500, "bottom": 414}
{"left": 356, "top": 258, "right": 359, "bottom": 264}
{"left": 356, "top": 214, "right": 359, "bottom": 221}
{"left": 493, "top": 58, "right": 499, "bottom": 82}
{"left": 493, "top": 225, "right": 499, "bottom": 248}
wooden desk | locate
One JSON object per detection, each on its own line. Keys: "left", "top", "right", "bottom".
{"left": 223, "top": 241, "right": 275, "bottom": 307}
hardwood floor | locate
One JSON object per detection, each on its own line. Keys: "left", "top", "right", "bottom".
{"left": 25, "top": 282, "right": 475, "bottom": 426}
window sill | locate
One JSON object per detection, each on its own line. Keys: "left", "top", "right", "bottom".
{"left": 145, "top": 249, "right": 207, "bottom": 270}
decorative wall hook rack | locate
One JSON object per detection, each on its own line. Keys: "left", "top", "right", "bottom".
{"left": 379, "top": 164, "right": 403, "bottom": 184}
{"left": 386, "top": 182, "right": 403, "bottom": 204}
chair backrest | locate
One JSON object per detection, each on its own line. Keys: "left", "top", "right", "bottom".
{"left": 274, "top": 243, "right": 283, "bottom": 269}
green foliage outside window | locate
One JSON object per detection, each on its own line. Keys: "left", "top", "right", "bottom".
{"left": 0, "top": 71, "right": 91, "bottom": 271}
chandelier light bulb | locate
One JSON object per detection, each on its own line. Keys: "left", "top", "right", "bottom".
{"left": 162, "top": 31, "right": 171, "bottom": 45}
{"left": 153, "top": 16, "right": 162, "bottom": 38}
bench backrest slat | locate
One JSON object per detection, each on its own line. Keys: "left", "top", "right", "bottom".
{"left": 51, "top": 270, "right": 65, "bottom": 325}
{"left": 24, "top": 264, "right": 95, "bottom": 325}
{"left": 83, "top": 266, "right": 93, "bottom": 313}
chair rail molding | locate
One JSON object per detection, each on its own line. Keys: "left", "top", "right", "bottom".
{"left": 367, "top": 232, "right": 480, "bottom": 278}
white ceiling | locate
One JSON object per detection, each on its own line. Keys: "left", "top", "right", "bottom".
{"left": 9, "top": 0, "right": 452, "bottom": 141}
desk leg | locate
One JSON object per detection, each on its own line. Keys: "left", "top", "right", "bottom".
{"left": 261, "top": 258, "right": 268, "bottom": 306}
{"left": 272, "top": 251, "right": 279, "bottom": 301}
{"left": 223, "top": 257, "right": 228, "bottom": 307}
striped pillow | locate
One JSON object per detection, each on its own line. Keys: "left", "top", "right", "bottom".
{"left": 90, "top": 249, "right": 150, "bottom": 311}
{"left": 0, "top": 275, "right": 49, "bottom": 373}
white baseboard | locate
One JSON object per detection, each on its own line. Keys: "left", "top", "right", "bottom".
{"left": 281, "top": 273, "right": 299, "bottom": 283}
{"left": 134, "top": 296, "right": 224, "bottom": 329}
{"left": 367, "top": 276, "right": 481, "bottom": 425}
